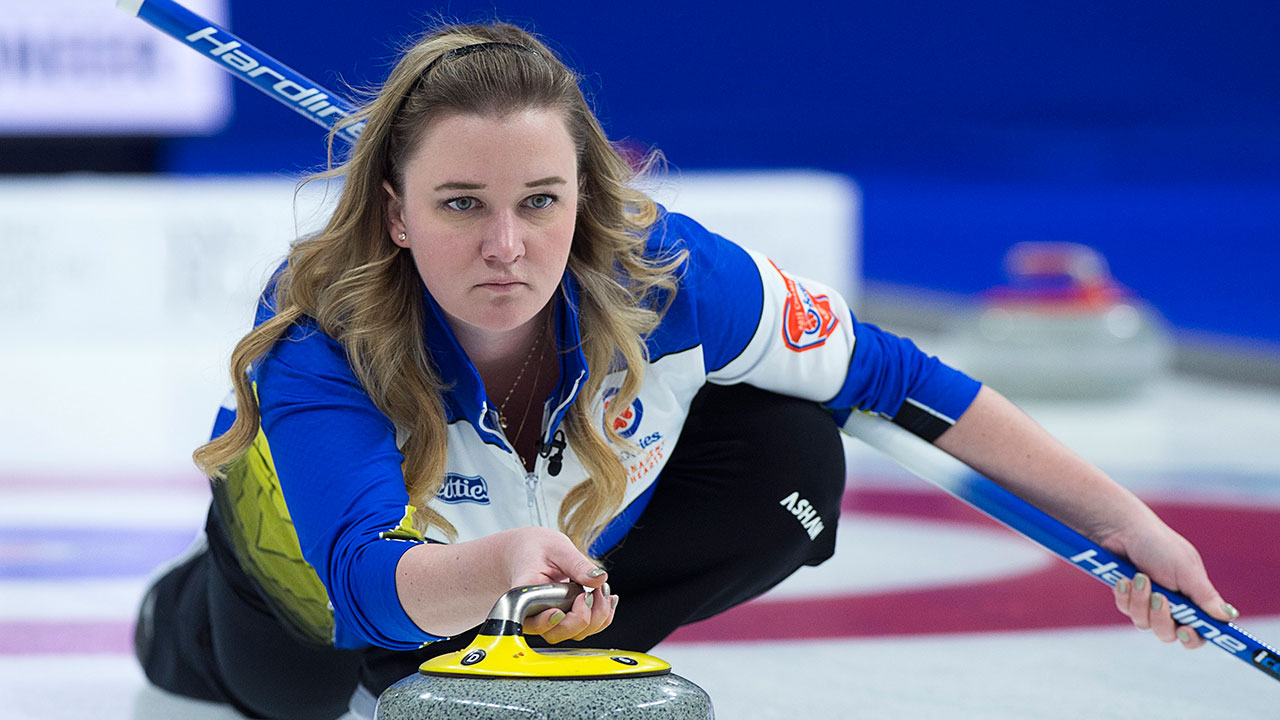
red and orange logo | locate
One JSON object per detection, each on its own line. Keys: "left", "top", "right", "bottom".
{"left": 771, "top": 260, "right": 839, "bottom": 352}
{"left": 602, "top": 388, "right": 644, "bottom": 439}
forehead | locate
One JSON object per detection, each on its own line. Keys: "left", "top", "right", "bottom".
{"left": 402, "top": 109, "right": 577, "bottom": 183}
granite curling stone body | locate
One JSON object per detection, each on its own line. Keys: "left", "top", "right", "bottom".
{"left": 374, "top": 583, "right": 714, "bottom": 719}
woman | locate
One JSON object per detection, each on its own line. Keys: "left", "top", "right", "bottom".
{"left": 135, "top": 20, "right": 1237, "bottom": 720}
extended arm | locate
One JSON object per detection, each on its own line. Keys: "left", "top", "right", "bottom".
{"left": 935, "top": 385, "right": 1238, "bottom": 646}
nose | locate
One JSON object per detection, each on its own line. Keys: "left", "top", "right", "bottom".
{"left": 481, "top": 210, "right": 524, "bottom": 264}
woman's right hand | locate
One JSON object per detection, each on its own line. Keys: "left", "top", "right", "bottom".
{"left": 395, "top": 526, "right": 617, "bottom": 640}
{"left": 498, "top": 526, "right": 618, "bottom": 643}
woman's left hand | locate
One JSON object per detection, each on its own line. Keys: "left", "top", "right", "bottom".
{"left": 1101, "top": 520, "right": 1238, "bottom": 649}
{"left": 934, "top": 386, "right": 1240, "bottom": 650}
{"left": 934, "top": 387, "right": 1240, "bottom": 650}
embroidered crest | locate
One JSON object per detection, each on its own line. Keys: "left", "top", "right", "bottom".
{"left": 771, "top": 259, "right": 839, "bottom": 352}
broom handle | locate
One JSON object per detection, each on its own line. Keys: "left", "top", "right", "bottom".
{"left": 842, "top": 411, "right": 1280, "bottom": 684}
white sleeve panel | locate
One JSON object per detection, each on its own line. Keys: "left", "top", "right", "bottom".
{"left": 707, "top": 249, "right": 856, "bottom": 403}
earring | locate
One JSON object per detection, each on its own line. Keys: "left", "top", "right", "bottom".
{"left": 398, "top": 232, "right": 406, "bottom": 242}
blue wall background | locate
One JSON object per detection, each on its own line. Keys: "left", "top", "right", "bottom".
{"left": 161, "top": 1, "right": 1280, "bottom": 347}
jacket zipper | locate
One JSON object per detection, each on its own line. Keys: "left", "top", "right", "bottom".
{"left": 524, "top": 466, "right": 544, "bottom": 528}
{"left": 520, "top": 369, "right": 581, "bottom": 527}
{"left": 512, "top": 403, "right": 553, "bottom": 528}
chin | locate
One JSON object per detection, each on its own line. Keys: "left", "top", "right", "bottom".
{"left": 447, "top": 287, "right": 555, "bottom": 337}
{"left": 467, "top": 305, "right": 546, "bottom": 334}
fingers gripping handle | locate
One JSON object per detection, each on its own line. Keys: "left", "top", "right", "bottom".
{"left": 481, "top": 583, "right": 584, "bottom": 636}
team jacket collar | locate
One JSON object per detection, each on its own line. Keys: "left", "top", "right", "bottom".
{"left": 421, "top": 274, "right": 589, "bottom": 447}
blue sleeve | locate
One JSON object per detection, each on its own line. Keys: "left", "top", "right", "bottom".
{"left": 254, "top": 323, "right": 445, "bottom": 650}
{"left": 823, "top": 317, "right": 982, "bottom": 438}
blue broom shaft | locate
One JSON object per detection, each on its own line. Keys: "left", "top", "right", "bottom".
{"left": 117, "top": 0, "right": 363, "bottom": 143}
{"left": 842, "top": 411, "right": 1280, "bottom": 684}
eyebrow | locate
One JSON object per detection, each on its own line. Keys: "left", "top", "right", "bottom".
{"left": 432, "top": 176, "right": 568, "bottom": 192}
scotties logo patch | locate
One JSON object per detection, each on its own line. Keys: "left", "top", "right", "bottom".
{"left": 602, "top": 388, "right": 644, "bottom": 439}
{"left": 437, "top": 474, "right": 491, "bottom": 505}
{"left": 771, "top": 260, "right": 839, "bottom": 352}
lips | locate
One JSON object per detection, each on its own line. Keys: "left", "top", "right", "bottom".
{"left": 476, "top": 278, "right": 526, "bottom": 292}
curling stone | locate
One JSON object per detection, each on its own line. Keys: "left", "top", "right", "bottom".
{"left": 374, "top": 583, "right": 714, "bottom": 719}
{"left": 952, "top": 242, "right": 1170, "bottom": 399}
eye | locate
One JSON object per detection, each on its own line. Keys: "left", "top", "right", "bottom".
{"left": 524, "top": 193, "right": 557, "bottom": 210}
{"left": 444, "top": 196, "right": 479, "bottom": 212}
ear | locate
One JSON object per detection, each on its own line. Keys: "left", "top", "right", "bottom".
{"left": 383, "top": 180, "right": 409, "bottom": 248}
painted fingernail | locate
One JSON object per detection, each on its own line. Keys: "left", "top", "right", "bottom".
{"left": 1223, "top": 603, "right": 1239, "bottom": 620}
{"left": 1116, "top": 579, "right": 1131, "bottom": 594}
{"left": 585, "top": 592, "right": 595, "bottom": 609}
{"left": 1134, "top": 574, "right": 1148, "bottom": 592}
{"left": 1150, "top": 594, "right": 1164, "bottom": 611}
{"left": 611, "top": 594, "right": 619, "bottom": 609}
{"left": 1177, "top": 629, "right": 1191, "bottom": 644}
{"left": 603, "top": 583, "right": 611, "bottom": 597}
{"left": 587, "top": 568, "right": 606, "bottom": 578}
{"left": 549, "top": 610, "right": 566, "bottom": 627}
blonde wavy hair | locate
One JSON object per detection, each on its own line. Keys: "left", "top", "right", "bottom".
{"left": 194, "top": 22, "right": 684, "bottom": 554}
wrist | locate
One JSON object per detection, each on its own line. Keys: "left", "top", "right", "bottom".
{"left": 395, "top": 537, "right": 509, "bottom": 637}
{"left": 1090, "top": 498, "right": 1167, "bottom": 554}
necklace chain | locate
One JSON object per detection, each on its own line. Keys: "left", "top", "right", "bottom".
{"left": 497, "top": 327, "right": 549, "bottom": 468}
{"left": 508, "top": 338, "right": 547, "bottom": 462}
{"left": 497, "top": 329, "right": 543, "bottom": 431}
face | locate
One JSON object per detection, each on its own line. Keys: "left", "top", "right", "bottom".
{"left": 385, "top": 108, "right": 578, "bottom": 349}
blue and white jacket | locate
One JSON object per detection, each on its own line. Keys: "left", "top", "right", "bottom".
{"left": 210, "top": 210, "right": 980, "bottom": 650}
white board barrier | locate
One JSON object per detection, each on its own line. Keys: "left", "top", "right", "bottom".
{"left": 0, "top": 0, "right": 231, "bottom": 135}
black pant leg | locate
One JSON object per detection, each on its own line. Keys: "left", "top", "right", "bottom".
{"left": 204, "top": 556, "right": 363, "bottom": 720}
{"left": 137, "top": 508, "right": 364, "bottom": 720}
{"left": 579, "top": 382, "right": 845, "bottom": 649}
{"left": 135, "top": 542, "right": 230, "bottom": 704}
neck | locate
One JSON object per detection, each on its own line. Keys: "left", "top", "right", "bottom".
{"left": 457, "top": 308, "right": 552, "bottom": 387}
